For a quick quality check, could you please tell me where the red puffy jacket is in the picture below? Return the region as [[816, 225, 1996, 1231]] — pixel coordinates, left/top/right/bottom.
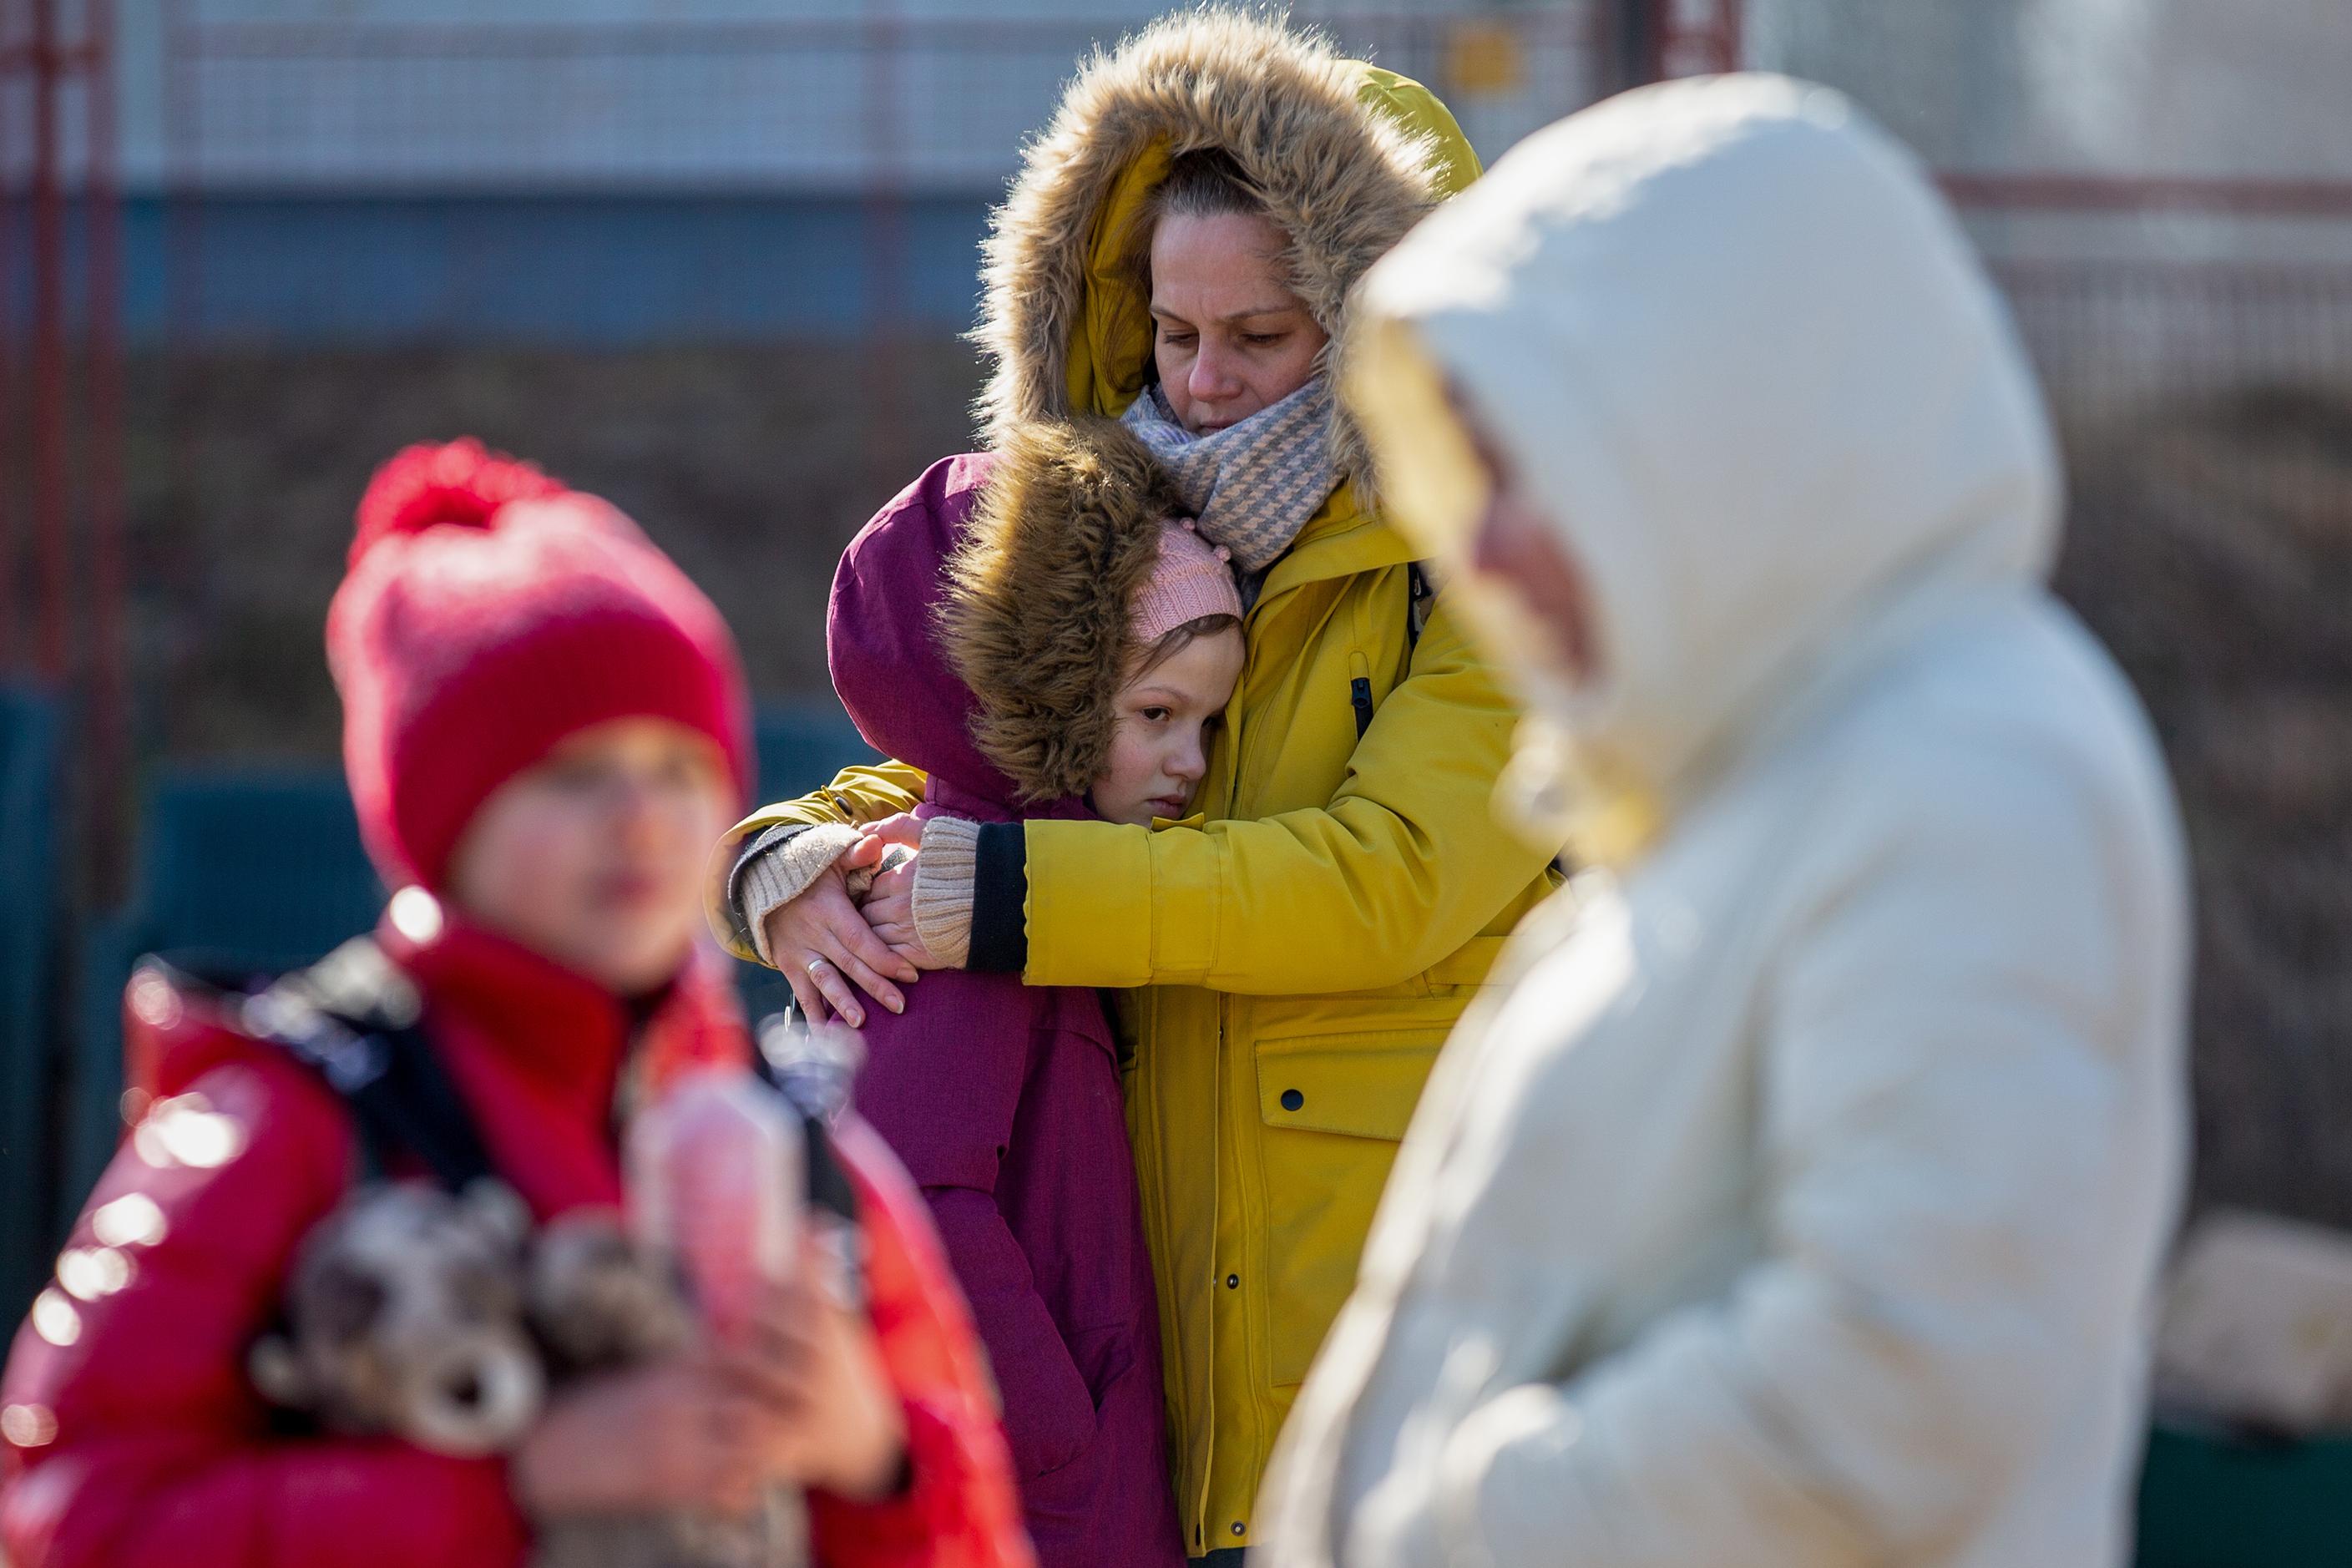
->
[[0, 904, 1034, 1568]]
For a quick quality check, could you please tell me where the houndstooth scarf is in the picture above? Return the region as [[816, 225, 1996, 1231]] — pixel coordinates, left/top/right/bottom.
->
[[1120, 377, 1337, 573]]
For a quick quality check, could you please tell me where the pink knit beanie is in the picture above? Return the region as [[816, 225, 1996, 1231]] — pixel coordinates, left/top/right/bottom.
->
[[1130, 518, 1244, 648]]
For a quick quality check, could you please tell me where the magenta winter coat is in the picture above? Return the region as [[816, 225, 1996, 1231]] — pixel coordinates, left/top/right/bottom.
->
[[827, 453, 1184, 1568]]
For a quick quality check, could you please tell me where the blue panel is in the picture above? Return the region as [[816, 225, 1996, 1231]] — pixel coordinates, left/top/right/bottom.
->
[[134, 769, 388, 974], [118, 194, 995, 345], [0, 687, 63, 1315], [58, 766, 392, 1219], [753, 698, 877, 802]]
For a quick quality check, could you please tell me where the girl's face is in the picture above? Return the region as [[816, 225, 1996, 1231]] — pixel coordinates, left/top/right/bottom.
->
[[1090, 626, 1247, 826], [1149, 210, 1329, 434], [447, 717, 734, 994]]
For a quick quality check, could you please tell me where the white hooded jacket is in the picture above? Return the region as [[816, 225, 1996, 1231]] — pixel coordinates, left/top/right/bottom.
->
[[1257, 76, 2190, 1568]]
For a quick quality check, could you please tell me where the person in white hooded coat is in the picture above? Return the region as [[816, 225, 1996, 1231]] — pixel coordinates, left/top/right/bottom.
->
[[1256, 74, 2191, 1568]]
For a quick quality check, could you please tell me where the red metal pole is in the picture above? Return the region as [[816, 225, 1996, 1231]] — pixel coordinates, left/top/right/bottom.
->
[[1646, 0, 1742, 80], [1718, 0, 1743, 73], [28, 0, 67, 680], [163, 0, 201, 524], [85, 0, 128, 901], [861, 0, 908, 500]]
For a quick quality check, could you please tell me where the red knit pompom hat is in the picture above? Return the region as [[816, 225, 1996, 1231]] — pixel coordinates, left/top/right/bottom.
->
[[327, 439, 752, 891]]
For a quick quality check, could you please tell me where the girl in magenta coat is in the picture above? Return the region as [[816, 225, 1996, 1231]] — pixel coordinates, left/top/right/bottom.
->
[[726, 420, 1242, 1566]]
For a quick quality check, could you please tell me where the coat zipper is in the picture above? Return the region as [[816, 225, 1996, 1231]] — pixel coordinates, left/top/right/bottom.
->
[[1349, 622, 1376, 741]]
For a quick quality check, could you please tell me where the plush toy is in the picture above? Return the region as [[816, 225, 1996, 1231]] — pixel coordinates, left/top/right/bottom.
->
[[528, 1208, 695, 1378], [249, 1179, 542, 1458], [255, 1166, 809, 1565]]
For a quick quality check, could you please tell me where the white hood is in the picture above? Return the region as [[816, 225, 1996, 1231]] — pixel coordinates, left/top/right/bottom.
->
[[1350, 74, 2061, 846]]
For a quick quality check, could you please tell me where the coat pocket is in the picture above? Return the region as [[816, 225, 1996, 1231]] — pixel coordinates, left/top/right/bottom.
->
[[991, 1297, 1104, 1481], [1252, 1029, 1447, 1386]]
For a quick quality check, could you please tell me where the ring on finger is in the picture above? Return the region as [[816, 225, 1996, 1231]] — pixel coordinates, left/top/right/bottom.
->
[[807, 956, 834, 979]]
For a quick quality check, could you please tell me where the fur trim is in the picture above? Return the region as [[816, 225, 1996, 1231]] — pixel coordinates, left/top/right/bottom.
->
[[974, 8, 1449, 496], [939, 420, 1190, 803]]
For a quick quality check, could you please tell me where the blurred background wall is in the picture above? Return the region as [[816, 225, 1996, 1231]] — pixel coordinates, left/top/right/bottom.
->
[[1, 0, 2349, 1348]]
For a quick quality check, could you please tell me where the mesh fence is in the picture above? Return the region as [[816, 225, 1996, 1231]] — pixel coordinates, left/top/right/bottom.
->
[[164, 9, 1610, 194]]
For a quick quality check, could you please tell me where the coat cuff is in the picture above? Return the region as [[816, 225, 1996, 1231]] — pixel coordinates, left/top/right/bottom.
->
[[910, 817, 979, 969], [735, 822, 860, 967], [967, 822, 1029, 974]]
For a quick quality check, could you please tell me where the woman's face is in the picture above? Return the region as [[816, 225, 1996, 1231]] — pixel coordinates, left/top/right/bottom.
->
[[447, 717, 733, 994], [1455, 397, 1600, 685], [1091, 626, 1247, 826], [1149, 210, 1328, 433]]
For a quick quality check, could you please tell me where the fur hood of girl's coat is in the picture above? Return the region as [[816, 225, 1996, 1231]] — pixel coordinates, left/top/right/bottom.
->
[[938, 418, 1190, 806], [973, 8, 1474, 498]]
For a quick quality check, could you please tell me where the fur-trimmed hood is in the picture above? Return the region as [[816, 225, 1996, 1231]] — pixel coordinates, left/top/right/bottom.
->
[[974, 8, 1479, 497], [938, 420, 1191, 805]]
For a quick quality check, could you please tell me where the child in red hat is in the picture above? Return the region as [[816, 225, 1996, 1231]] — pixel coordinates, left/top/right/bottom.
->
[[1, 441, 1033, 1568]]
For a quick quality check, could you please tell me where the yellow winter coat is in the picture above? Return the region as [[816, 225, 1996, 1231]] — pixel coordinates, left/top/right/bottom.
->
[[711, 13, 1557, 1551]]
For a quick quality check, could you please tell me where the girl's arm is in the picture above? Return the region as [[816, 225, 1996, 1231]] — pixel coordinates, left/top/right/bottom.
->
[[706, 761, 930, 962], [706, 762, 932, 1024], [1, 1062, 528, 1568]]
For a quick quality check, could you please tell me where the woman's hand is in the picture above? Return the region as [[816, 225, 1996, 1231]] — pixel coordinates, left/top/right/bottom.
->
[[761, 835, 917, 1028], [729, 1233, 910, 1502], [511, 1356, 772, 1520], [856, 816, 953, 972]]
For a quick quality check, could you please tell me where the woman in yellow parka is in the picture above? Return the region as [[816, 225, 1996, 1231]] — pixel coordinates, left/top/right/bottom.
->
[[706, 11, 1558, 1556]]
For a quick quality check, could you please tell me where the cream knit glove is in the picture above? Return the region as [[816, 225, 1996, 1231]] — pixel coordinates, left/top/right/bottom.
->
[[909, 817, 980, 970], [740, 822, 861, 967]]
